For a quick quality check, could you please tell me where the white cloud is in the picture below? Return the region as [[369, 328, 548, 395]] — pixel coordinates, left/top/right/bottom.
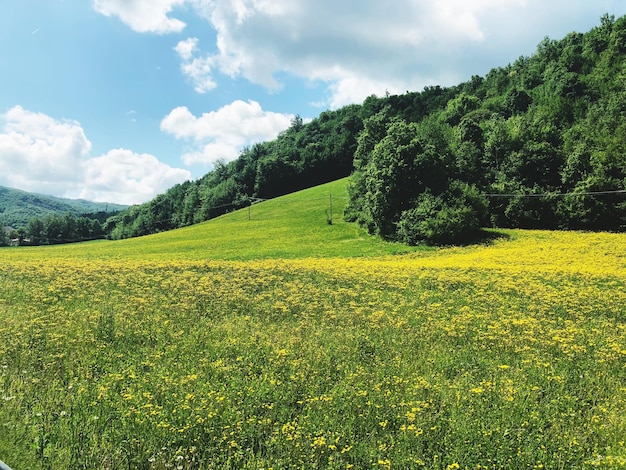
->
[[0, 106, 191, 205], [181, 56, 218, 93], [81, 149, 192, 205], [324, 75, 408, 111], [94, 0, 624, 109], [0, 106, 91, 193], [174, 37, 199, 60], [169, 0, 532, 106], [175, 38, 218, 93], [92, 0, 186, 34], [160, 100, 292, 164]]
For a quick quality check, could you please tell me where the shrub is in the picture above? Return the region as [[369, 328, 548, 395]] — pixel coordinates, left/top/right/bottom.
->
[[397, 182, 487, 245]]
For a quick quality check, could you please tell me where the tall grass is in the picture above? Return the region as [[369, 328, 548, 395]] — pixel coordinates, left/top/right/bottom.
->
[[0, 179, 624, 469]]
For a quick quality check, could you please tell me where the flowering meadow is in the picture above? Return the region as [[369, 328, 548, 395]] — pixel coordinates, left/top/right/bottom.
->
[[0, 184, 625, 469]]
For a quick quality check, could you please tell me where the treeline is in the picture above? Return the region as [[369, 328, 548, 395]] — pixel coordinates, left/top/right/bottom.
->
[[1, 212, 108, 246], [346, 14, 626, 244], [25, 14, 626, 244]]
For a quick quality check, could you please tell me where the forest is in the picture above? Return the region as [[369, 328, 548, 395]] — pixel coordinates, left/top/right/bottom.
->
[[1, 212, 107, 246], [345, 14, 626, 243], [10, 14, 626, 245], [0, 186, 123, 246]]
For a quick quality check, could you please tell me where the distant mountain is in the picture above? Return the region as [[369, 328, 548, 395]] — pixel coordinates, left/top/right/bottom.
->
[[0, 186, 127, 229]]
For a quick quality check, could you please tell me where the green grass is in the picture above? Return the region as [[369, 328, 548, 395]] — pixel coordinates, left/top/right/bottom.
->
[[3, 179, 420, 262], [0, 178, 625, 469]]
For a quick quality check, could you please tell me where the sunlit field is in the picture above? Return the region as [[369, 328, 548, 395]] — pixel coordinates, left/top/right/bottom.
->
[[1, 181, 625, 469]]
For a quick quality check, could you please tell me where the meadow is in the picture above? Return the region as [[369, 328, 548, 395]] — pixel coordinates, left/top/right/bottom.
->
[[0, 179, 624, 469]]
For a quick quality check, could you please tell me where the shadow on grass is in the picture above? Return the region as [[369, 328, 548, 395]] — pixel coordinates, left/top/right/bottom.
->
[[466, 229, 510, 245], [431, 229, 511, 248]]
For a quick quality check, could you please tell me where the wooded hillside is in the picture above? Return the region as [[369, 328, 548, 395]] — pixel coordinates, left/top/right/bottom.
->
[[0, 186, 125, 229], [0, 187, 125, 246], [346, 13, 626, 243], [24, 14, 626, 244]]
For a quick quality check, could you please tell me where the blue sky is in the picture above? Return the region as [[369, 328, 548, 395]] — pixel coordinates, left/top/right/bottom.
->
[[1, 0, 626, 204]]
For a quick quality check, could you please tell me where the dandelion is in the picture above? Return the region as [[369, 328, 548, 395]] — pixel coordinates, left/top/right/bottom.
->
[[311, 436, 326, 448]]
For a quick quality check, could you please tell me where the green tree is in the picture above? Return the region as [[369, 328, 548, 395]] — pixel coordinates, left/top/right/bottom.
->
[[397, 182, 488, 245], [360, 119, 449, 238], [345, 109, 396, 226], [0, 227, 8, 246], [27, 218, 45, 245], [443, 92, 481, 125]]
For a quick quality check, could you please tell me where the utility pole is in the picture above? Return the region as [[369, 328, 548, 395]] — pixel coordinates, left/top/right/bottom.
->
[[328, 194, 333, 225]]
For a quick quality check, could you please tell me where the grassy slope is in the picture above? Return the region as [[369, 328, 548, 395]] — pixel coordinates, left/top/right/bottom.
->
[[2, 178, 421, 261]]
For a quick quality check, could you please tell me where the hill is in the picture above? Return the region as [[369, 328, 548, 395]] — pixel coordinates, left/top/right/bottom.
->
[[4, 179, 421, 260], [0, 185, 127, 229], [99, 14, 626, 243]]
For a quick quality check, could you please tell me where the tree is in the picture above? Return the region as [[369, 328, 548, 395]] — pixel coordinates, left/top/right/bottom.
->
[[503, 88, 532, 117], [362, 121, 423, 236], [397, 182, 488, 245], [27, 218, 45, 245], [359, 119, 450, 238], [254, 155, 300, 199], [443, 92, 481, 125], [0, 227, 8, 246], [290, 114, 304, 132], [181, 185, 201, 226]]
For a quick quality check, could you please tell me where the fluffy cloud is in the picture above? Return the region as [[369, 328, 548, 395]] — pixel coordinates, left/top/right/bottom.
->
[[174, 38, 218, 93], [92, 0, 186, 34], [80, 149, 192, 205], [174, 37, 199, 61], [160, 100, 292, 164], [0, 106, 91, 194], [180, 0, 529, 106], [91, 0, 620, 108], [0, 106, 191, 205]]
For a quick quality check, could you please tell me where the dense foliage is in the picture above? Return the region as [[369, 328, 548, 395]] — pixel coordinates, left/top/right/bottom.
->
[[1, 212, 107, 246], [45, 14, 626, 243], [347, 14, 626, 243]]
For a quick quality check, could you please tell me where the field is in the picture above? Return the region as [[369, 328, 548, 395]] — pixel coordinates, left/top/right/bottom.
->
[[0, 179, 625, 469]]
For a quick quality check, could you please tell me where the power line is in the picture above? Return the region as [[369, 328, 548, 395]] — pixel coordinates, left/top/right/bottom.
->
[[111, 193, 345, 228], [484, 189, 626, 198], [113, 189, 625, 228]]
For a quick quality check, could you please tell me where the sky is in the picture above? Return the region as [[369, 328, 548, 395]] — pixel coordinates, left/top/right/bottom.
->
[[1, 1, 626, 205]]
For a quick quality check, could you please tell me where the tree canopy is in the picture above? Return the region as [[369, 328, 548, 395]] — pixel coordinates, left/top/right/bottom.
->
[[346, 14, 626, 243]]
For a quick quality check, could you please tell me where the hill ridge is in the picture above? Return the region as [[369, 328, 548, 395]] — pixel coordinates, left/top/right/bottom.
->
[[0, 185, 127, 229]]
